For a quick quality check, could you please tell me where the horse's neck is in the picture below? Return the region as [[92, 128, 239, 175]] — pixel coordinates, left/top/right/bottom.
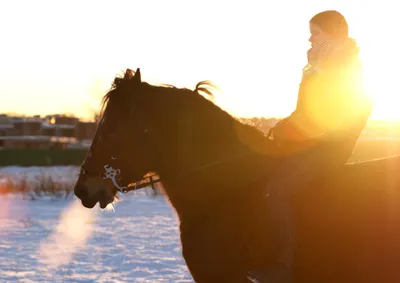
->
[[156, 112, 275, 217], [174, 111, 252, 169]]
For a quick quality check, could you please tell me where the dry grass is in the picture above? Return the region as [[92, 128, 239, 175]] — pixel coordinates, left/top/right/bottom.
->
[[0, 172, 74, 200], [0, 170, 162, 200]]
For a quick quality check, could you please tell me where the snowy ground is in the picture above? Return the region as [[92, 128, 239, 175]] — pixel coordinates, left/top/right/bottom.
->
[[0, 166, 193, 283]]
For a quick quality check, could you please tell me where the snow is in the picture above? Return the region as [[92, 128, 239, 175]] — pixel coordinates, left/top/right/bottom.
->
[[0, 166, 193, 282]]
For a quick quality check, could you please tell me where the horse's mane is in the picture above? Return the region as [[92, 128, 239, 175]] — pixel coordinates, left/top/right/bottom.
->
[[99, 70, 268, 144]]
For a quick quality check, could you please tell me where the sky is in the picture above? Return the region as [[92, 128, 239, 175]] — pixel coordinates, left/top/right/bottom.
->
[[1, 0, 399, 121]]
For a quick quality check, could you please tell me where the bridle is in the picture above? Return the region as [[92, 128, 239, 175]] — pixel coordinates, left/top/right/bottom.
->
[[78, 87, 160, 193], [79, 149, 256, 194], [79, 157, 159, 194], [79, 119, 158, 194]]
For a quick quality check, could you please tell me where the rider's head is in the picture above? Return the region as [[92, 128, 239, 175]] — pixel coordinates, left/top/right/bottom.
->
[[309, 10, 349, 46]]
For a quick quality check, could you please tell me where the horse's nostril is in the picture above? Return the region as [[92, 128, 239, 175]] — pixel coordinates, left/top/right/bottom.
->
[[74, 185, 88, 200]]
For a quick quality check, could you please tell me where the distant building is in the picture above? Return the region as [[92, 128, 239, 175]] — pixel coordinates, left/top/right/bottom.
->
[[0, 115, 18, 136], [0, 114, 96, 149], [45, 115, 79, 126], [13, 120, 42, 136], [0, 124, 13, 136], [41, 123, 76, 137]]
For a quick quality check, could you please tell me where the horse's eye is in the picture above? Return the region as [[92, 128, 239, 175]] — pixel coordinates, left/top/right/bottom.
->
[[104, 128, 118, 137]]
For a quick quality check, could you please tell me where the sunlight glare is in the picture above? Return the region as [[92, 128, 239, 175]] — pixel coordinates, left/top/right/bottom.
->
[[1, 0, 400, 121]]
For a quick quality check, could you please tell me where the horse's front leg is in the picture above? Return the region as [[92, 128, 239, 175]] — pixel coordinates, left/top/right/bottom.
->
[[181, 233, 252, 282]]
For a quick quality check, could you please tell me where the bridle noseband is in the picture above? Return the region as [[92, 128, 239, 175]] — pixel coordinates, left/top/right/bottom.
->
[[79, 154, 161, 194]]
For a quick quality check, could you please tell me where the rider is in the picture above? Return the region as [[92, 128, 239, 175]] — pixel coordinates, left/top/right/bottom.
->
[[248, 10, 373, 283]]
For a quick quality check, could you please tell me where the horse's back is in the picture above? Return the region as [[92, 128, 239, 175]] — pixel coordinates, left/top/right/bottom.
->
[[291, 154, 400, 282], [334, 154, 400, 191]]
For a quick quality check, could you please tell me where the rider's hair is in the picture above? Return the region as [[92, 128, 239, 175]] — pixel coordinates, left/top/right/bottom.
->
[[310, 10, 349, 39]]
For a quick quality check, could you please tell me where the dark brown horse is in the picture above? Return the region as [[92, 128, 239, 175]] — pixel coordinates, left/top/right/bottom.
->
[[74, 68, 400, 283]]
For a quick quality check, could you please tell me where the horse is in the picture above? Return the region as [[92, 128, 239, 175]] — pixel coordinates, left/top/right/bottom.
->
[[74, 68, 400, 283]]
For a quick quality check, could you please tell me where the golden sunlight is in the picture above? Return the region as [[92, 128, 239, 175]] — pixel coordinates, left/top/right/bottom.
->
[[347, 2, 400, 121], [1, 1, 400, 122], [361, 53, 400, 120]]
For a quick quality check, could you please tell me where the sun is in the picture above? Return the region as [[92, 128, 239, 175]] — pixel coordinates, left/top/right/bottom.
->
[[362, 59, 400, 121], [355, 14, 400, 121]]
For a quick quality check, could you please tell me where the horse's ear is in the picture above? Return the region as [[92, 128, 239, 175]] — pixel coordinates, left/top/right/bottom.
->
[[124, 69, 134, 80], [133, 68, 141, 83]]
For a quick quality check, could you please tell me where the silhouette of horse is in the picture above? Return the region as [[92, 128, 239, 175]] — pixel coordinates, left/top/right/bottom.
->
[[74, 68, 400, 283]]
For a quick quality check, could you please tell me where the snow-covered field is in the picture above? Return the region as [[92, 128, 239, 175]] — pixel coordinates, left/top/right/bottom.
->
[[0, 166, 193, 282]]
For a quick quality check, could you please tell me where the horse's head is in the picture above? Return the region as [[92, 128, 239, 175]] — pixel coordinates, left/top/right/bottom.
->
[[74, 67, 273, 210], [74, 68, 157, 209]]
